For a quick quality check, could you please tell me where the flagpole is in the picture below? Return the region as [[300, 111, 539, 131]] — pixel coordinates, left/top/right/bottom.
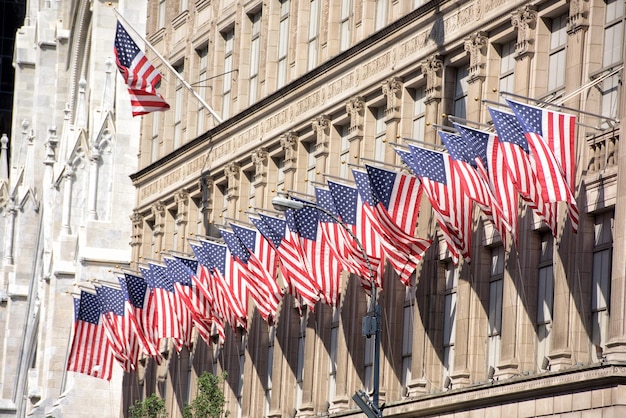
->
[[113, 8, 223, 124]]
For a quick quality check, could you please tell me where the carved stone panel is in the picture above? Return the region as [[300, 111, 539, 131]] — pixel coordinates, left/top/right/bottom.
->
[[421, 55, 443, 104], [511, 5, 537, 60], [464, 31, 488, 83]]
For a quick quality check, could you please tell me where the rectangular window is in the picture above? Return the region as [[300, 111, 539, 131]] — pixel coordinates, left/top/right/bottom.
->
[[375, 0, 387, 31], [453, 66, 469, 120], [273, 155, 285, 193], [306, 141, 317, 195], [548, 14, 567, 92], [592, 211, 613, 360], [222, 30, 234, 119], [443, 263, 458, 381], [196, 45, 209, 136], [499, 41, 516, 101], [249, 11, 262, 106], [158, 0, 166, 28], [339, 125, 350, 179], [374, 107, 386, 160], [246, 170, 255, 211], [537, 233, 554, 369], [401, 287, 415, 392], [277, 0, 290, 87], [174, 63, 184, 148], [340, 0, 352, 51], [600, 0, 624, 126], [307, 0, 320, 71], [487, 246, 504, 371], [412, 86, 426, 139]]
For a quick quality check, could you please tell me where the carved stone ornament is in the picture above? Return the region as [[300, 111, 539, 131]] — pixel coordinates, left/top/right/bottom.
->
[[568, 0, 589, 34], [421, 55, 443, 103], [174, 190, 189, 226], [251, 147, 268, 181], [345, 97, 365, 134], [511, 5, 538, 59], [151, 201, 166, 236], [280, 132, 298, 165], [311, 115, 331, 157], [381, 77, 403, 118], [464, 31, 488, 83], [225, 162, 241, 197], [44, 126, 58, 166], [130, 210, 143, 246], [198, 176, 213, 214]]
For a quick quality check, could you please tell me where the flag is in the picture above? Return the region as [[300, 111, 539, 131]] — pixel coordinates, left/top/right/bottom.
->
[[251, 214, 320, 309], [315, 186, 383, 292], [114, 20, 170, 116], [286, 199, 342, 307], [438, 131, 511, 245], [488, 107, 557, 235], [506, 99, 579, 232], [454, 124, 519, 240], [97, 285, 140, 372], [140, 263, 184, 344], [364, 164, 432, 284], [67, 291, 115, 380], [118, 273, 163, 361], [352, 169, 426, 280]]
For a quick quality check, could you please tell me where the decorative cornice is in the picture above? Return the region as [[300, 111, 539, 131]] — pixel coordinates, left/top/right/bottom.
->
[[251, 148, 268, 183], [421, 55, 443, 103], [511, 5, 537, 60], [311, 115, 331, 157], [345, 97, 365, 135], [174, 190, 189, 226], [381, 77, 403, 118], [280, 131, 298, 166]]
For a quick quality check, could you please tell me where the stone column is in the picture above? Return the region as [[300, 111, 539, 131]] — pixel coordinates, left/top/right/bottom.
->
[[42, 127, 57, 280], [421, 55, 443, 144], [251, 147, 268, 208], [60, 164, 74, 235], [382, 77, 403, 163], [225, 162, 241, 220], [280, 131, 298, 193], [87, 148, 101, 221], [3, 198, 16, 266], [345, 97, 364, 172], [464, 31, 488, 122], [174, 190, 189, 252], [311, 115, 331, 186]]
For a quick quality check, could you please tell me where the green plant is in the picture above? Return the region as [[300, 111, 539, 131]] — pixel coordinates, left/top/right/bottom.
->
[[128, 393, 167, 418], [183, 371, 229, 418]]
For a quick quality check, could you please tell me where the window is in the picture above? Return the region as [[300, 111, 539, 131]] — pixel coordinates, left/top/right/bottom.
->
[[265, 325, 275, 416], [306, 141, 317, 195], [339, 125, 350, 178], [453, 66, 469, 120], [246, 170, 255, 210], [295, 316, 306, 408], [592, 211, 613, 361], [487, 246, 504, 371], [158, 0, 166, 28], [599, 0, 624, 126], [151, 111, 160, 162], [547, 15, 567, 92], [249, 11, 262, 106], [401, 287, 415, 392], [374, 107, 386, 160], [222, 30, 235, 119], [499, 41, 515, 102], [536, 233, 554, 369], [174, 63, 184, 148], [218, 183, 229, 225], [277, 0, 290, 87], [328, 307, 339, 402], [443, 262, 458, 381], [412, 86, 426, 139], [273, 155, 285, 193], [307, 0, 320, 71], [196, 45, 209, 136], [375, 0, 387, 31], [340, 0, 352, 51]]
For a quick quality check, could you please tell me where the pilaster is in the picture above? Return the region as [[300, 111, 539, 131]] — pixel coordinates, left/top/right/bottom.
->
[[382, 77, 403, 162], [511, 5, 537, 61], [251, 148, 268, 207], [280, 131, 298, 193], [311, 115, 331, 185], [464, 31, 488, 122], [225, 162, 241, 220], [421, 55, 443, 144]]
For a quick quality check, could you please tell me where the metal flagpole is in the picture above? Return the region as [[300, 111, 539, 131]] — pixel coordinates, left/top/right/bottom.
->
[[113, 8, 223, 124]]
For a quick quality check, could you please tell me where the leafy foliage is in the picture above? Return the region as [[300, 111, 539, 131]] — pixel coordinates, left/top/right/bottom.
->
[[182, 371, 229, 418], [128, 393, 167, 418]]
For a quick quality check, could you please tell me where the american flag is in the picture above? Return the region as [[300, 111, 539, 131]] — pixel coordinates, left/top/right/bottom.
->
[[506, 99, 579, 233], [352, 169, 424, 281], [454, 124, 519, 240], [316, 186, 383, 292], [96, 285, 139, 372], [488, 107, 557, 235], [191, 240, 247, 330], [114, 20, 170, 116], [364, 165, 432, 285], [401, 146, 473, 263], [67, 291, 115, 380], [231, 223, 283, 316], [439, 131, 511, 245], [164, 257, 215, 346], [221, 228, 276, 321], [287, 199, 342, 307], [252, 214, 320, 308], [140, 263, 183, 343]]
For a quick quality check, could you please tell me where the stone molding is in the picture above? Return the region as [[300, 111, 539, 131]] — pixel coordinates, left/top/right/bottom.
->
[[421, 55, 443, 104], [511, 5, 537, 60], [464, 31, 488, 83]]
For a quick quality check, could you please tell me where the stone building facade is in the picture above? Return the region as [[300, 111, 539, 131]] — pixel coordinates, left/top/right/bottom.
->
[[0, 0, 147, 417], [126, 0, 626, 417]]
